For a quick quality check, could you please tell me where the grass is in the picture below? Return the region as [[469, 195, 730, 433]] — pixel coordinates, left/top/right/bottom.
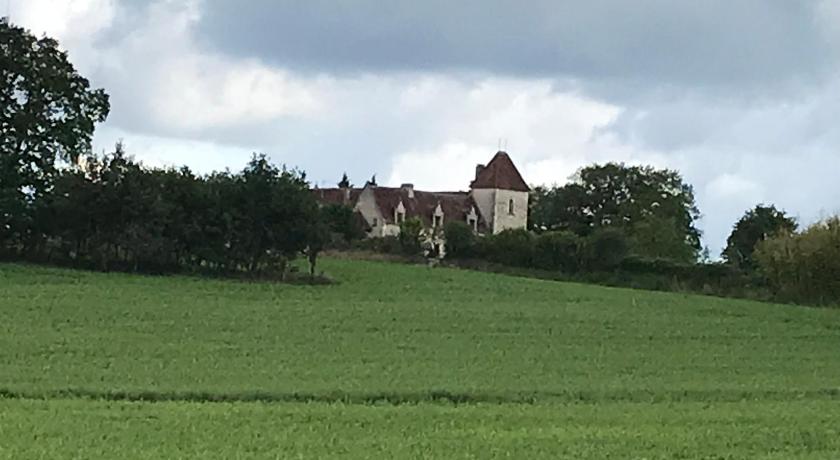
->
[[1, 259, 839, 458], [2, 399, 840, 459]]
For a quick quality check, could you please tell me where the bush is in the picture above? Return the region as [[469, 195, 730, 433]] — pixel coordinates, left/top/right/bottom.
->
[[618, 256, 762, 298], [355, 236, 402, 255], [533, 231, 581, 272], [321, 204, 366, 244], [479, 229, 535, 267], [2, 149, 322, 277], [443, 221, 476, 259], [755, 217, 840, 305], [398, 218, 425, 256], [581, 228, 629, 271]]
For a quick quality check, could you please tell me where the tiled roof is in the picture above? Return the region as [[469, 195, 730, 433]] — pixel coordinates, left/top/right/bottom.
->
[[372, 187, 485, 229], [470, 151, 530, 192], [311, 187, 360, 206]]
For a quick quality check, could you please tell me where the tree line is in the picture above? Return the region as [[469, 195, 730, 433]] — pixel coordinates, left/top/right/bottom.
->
[[441, 169, 837, 306], [3, 18, 839, 304], [2, 143, 350, 278], [1, 19, 359, 279]]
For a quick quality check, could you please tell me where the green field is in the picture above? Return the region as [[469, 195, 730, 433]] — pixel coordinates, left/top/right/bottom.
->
[[1, 259, 839, 458]]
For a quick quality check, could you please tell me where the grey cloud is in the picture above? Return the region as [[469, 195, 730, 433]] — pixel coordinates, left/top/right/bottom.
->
[[195, 0, 832, 93]]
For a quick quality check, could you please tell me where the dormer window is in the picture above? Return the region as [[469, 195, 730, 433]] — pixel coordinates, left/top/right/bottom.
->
[[432, 203, 444, 228], [372, 218, 379, 227], [466, 206, 479, 232], [395, 201, 406, 224], [508, 199, 515, 215]]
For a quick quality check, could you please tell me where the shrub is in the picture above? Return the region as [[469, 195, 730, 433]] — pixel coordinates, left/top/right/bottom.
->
[[321, 204, 366, 244], [355, 236, 401, 254], [443, 221, 476, 259], [533, 231, 581, 272], [755, 217, 840, 305], [581, 228, 629, 271], [398, 218, 425, 256], [480, 229, 535, 267]]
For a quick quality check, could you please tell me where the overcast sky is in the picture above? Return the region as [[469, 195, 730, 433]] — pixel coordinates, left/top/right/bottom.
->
[[10, 0, 840, 254]]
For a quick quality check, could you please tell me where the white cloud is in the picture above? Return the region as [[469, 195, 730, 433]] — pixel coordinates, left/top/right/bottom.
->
[[95, 0, 324, 135], [93, 126, 254, 174], [386, 79, 625, 189], [11, 0, 117, 73], [12, 0, 116, 42]]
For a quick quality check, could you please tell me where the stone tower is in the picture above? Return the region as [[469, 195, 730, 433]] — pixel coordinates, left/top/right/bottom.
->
[[469, 151, 530, 234]]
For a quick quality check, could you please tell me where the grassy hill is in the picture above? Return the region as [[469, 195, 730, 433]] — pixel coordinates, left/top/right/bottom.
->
[[1, 259, 839, 458]]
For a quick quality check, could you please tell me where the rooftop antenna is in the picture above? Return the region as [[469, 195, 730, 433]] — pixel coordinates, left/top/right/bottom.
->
[[503, 138, 508, 151], [497, 138, 502, 151]]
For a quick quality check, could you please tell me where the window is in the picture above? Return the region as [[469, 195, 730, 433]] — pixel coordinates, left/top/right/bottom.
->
[[433, 215, 443, 227], [397, 212, 405, 223], [372, 218, 379, 227], [508, 199, 515, 215]]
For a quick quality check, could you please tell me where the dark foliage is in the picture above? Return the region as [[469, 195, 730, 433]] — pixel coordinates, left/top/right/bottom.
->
[[755, 217, 840, 305], [724, 204, 797, 270], [478, 229, 535, 267], [443, 221, 476, 258], [2, 144, 323, 277], [321, 204, 366, 244], [398, 217, 425, 256], [580, 227, 629, 271], [533, 231, 581, 272], [338, 172, 351, 188], [530, 163, 701, 263], [1, 19, 110, 251]]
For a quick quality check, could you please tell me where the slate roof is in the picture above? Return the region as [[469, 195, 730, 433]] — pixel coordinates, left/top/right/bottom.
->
[[470, 151, 530, 192]]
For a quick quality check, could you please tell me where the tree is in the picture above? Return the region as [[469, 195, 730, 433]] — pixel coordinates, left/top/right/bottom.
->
[[338, 173, 351, 188], [237, 154, 318, 274], [398, 217, 424, 256], [581, 227, 629, 271], [533, 231, 581, 272], [481, 229, 535, 267], [443, 221, 476, 259], [723, 204, 797, 270], [529, 184, 592, 235], [321, 204, 366, 243], [306, 208, 332, 278], [530, 163, 701, 261], [1, 19, 110, 249], [629, 214, 697, 263], [755, 217, 840, 305]]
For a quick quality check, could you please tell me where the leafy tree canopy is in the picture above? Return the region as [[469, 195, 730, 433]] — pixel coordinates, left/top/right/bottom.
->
[[530, 163, 702, 262], [1, 19, 110, 186], [1, 19, 109, 245], [724, 204, 797, 270]]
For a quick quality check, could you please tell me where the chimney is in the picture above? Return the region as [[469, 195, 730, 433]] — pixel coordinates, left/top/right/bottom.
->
[[401, 183, 415, 199], [475, 164, 485, 181]]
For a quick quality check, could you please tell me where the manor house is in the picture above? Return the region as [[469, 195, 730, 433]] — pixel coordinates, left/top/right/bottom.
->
[[313, 151, 529, 252]]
